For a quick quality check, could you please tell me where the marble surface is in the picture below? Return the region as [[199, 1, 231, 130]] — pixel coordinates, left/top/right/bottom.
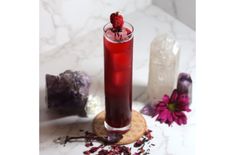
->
[[152, 0, 195, 30], [40, 5, 196, 155], [40, 0, 151, 53]]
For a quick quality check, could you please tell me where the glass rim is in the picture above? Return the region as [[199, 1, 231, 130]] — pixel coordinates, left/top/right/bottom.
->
[[103, 21, 134, 43]]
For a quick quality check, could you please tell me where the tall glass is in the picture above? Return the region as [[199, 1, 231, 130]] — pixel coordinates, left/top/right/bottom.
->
[[103, 22, 134, 132]]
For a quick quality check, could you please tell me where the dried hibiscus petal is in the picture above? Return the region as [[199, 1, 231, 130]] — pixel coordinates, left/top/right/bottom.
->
[[97, 149, 109, 155], [134, 140, 143, 147], [144, 129, 153, 140], [85, 142, 93, 147], [83, 150, 90, 155], [55, 129, 155, 155], [89, 146, 100, 153]]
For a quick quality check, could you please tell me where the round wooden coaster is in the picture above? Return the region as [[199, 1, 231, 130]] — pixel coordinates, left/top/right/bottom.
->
[[92, 110, 147, 145]]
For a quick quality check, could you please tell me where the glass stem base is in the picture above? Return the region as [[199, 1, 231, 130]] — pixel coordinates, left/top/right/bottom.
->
[[104, 121, 131, 133]]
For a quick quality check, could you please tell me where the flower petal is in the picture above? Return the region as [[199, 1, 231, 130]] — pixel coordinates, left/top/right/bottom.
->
[[154, 89, 190, 126], [156, 109, 170, 124], [174, 112, 187, 125], [182, 116, 187, 124], [155, 101, 168, 114], [167, 112, 174, 124], [176, 104, 191, 112], [170, 89, 179, 103], [172, 112, 177, 120], [162, 95, 170, 104], [178, 94, 190, 105], [176, 94, 191, 112], [157, 101, 167, 107]]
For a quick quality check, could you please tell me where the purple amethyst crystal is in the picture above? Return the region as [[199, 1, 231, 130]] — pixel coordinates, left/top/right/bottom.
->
[[140, 103, 156, 117], [46, 70, 91, 116], [177, 73, 192, 104]]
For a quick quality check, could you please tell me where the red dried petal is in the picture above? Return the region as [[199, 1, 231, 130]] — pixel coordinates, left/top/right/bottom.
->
[[83, 150, 90, 155], [134, 140, 143, 147], [98, 149, 109, 155], [89, 147, 99, 153], [85, 142, 93, 147]]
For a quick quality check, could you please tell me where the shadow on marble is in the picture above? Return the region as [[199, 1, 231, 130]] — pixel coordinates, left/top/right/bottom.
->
[[40, 88, 89, 123], [40, 118, 94, 143]]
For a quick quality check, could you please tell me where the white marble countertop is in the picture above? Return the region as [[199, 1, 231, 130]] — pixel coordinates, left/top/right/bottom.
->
[[40, 5, 195, 155]]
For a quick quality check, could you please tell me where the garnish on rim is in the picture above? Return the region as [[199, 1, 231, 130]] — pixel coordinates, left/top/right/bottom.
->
[[110, 12, 124, 31]]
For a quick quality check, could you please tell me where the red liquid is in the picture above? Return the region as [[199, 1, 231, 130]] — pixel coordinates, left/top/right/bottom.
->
[[104, 27, 133, 129]]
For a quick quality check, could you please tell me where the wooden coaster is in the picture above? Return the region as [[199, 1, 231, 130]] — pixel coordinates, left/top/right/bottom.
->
[[92, 110, 147, 145]]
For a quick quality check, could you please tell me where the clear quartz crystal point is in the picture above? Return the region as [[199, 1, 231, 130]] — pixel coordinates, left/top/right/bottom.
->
[[147, 34, 180, 102]]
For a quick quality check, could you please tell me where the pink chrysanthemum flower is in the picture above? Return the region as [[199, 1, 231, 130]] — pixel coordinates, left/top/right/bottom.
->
[[154, 89, 191, 126]]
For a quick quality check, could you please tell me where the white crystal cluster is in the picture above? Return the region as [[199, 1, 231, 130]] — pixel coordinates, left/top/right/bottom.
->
[[147, 34, 180, 102], [85, 95, 102, 116]]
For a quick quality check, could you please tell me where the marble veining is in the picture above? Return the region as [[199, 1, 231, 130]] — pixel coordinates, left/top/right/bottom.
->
[[40, 4, 195, 155], [152, 0, 195, 30], [40, 0, 151, 53]]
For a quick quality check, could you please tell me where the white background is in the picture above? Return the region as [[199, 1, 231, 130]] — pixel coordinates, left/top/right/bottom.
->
[[0, 0, 235, 155]]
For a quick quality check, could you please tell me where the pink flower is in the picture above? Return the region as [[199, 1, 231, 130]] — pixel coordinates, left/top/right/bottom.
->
[[154, 89, 191, 126]]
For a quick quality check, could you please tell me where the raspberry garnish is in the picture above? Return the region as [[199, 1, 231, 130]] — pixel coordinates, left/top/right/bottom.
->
[[110, 12, 124, 31]]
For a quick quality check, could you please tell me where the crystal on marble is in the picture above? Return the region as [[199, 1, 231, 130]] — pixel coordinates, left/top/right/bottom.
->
[[46, 70, 91, 117], [177, 73, 192, 104], [147, 34, 180, 101], [140, 103, 156, 117], [85, 95, 102, 116]]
